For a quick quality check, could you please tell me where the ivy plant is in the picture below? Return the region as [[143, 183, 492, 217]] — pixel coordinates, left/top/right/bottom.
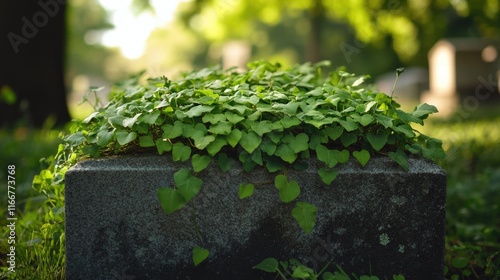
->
[[254, 257, 406, 280], [34, 60, 445, 266]]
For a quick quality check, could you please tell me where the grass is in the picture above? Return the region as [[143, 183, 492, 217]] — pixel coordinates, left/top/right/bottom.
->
[[1, 108, 499, 279], [421, 111, 500, 279], [0, 126, 65, 279]]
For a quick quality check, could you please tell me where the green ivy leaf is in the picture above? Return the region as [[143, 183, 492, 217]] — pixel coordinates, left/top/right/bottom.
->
[[359, 114, 375, 126], [172, 142, 191, 162], [275, 175, 300, 203], [238, 183, 255, 199], [316, 145, 338, 168], [393, 124, 415, 138], [226, 129, 243, 147], [135, 122, 149, 134], [138, 111, 160, 124], [157, 187, 186, 214], [162, 121, 183, 139], [174, 169, 203, 202], [82, 111, 99, 123], [208, 121, 232, 135], [340, 131, 358, 147], [360, 276, 380, 280], [332, 149, 349, 163], [422, 138, 446, 162], [155, 139, 172, 155], [185, 105, 214, 118], [108, 116, 125, 127], [116, 130, 137, 145], [251, 148, 263, 165], [192, 246, 209, 266], [260, 139, 277, 156], [375, 114, 393, 128], [280, 115, 301, 128], [202, 113, 226, 124], [206, 136, 227, 156], [367, 132, 388, 151], [291, 265, 314, 278], [254, 258, 279, 273], [274, 144, 298, 164], [405, 143, 421, 154], [337, 118, 358, 131], [388, 148, 409, 171], [289, 133, 309, 153], [353, 150, 370, 167], [251, 120, 273, 136], [292, 202, 317, 234], [122, 113, 142, 128], [265, 156, 285, 172], [395, 109, 423, 124], [239, 131, 262, 154], [451, 256, 469, 269], [225, 111, 245, 123], [139, 135, 155, 147], [322, 272, 337, 280], [318, 168, 339, 185], [191, 154, 211, 172], [96, 129, 114, 146], [412, 103, 438, 118], [324, 126, 343, 140], [308, 133, 328, 150], [193, 134, 216, 150], [273, 101, 300, 115], [364, 100, 378, 112], [66, 132, 86, 146], [217, 153, 235, 172]]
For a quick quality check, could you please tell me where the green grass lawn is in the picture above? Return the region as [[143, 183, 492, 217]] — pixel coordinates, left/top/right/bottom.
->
[[1, 108, 499, 279], [422, 112, 500, 279]]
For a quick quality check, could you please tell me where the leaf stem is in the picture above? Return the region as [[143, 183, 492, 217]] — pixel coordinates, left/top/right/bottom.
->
[[191, 206, 205, 245], [390, 67, 405, 102]]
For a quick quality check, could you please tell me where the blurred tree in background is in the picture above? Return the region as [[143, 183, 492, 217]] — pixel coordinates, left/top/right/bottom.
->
[[0, 0, 115, 127], [177, 0, 500, 74], [0, 1, 69, 127], [66, 0, 114, 80]]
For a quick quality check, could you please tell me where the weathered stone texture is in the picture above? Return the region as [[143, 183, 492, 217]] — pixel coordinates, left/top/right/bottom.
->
[[65, 155, 446, 279]]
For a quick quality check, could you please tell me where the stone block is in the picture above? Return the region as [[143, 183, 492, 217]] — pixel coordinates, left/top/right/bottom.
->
[[65, 155, 446, 279]]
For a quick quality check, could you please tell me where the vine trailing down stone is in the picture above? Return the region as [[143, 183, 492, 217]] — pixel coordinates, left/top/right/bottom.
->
[[33, 60, 445, 266]]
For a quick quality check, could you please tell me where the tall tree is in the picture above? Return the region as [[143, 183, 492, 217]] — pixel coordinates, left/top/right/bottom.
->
[[0, 0, 70, 127]]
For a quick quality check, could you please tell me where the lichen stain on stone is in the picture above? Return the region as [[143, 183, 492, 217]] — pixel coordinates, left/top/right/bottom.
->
[[379, 233, 390, 246], [353, 238, 364, 248], [398, 244, 405, 253], [334, 228, 346, 235], [390, 195, 407, 206]]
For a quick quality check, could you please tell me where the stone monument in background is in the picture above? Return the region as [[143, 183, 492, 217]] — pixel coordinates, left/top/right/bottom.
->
[[421, 38, 500, 116]]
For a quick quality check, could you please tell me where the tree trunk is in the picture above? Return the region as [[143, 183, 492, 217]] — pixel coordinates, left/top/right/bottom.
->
[[0, 0, 70, 127], [306, 0, 324, 62]]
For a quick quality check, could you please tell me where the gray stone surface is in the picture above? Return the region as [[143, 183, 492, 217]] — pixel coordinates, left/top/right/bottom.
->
[[65, 155, 446, 280]]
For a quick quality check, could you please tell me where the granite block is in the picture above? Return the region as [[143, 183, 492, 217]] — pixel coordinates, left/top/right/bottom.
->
[[65, 155, 446, 279]]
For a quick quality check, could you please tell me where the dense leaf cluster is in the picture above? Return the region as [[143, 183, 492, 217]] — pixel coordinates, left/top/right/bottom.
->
[[70, 61, 442, 173], [34, 61, 444, 265]]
